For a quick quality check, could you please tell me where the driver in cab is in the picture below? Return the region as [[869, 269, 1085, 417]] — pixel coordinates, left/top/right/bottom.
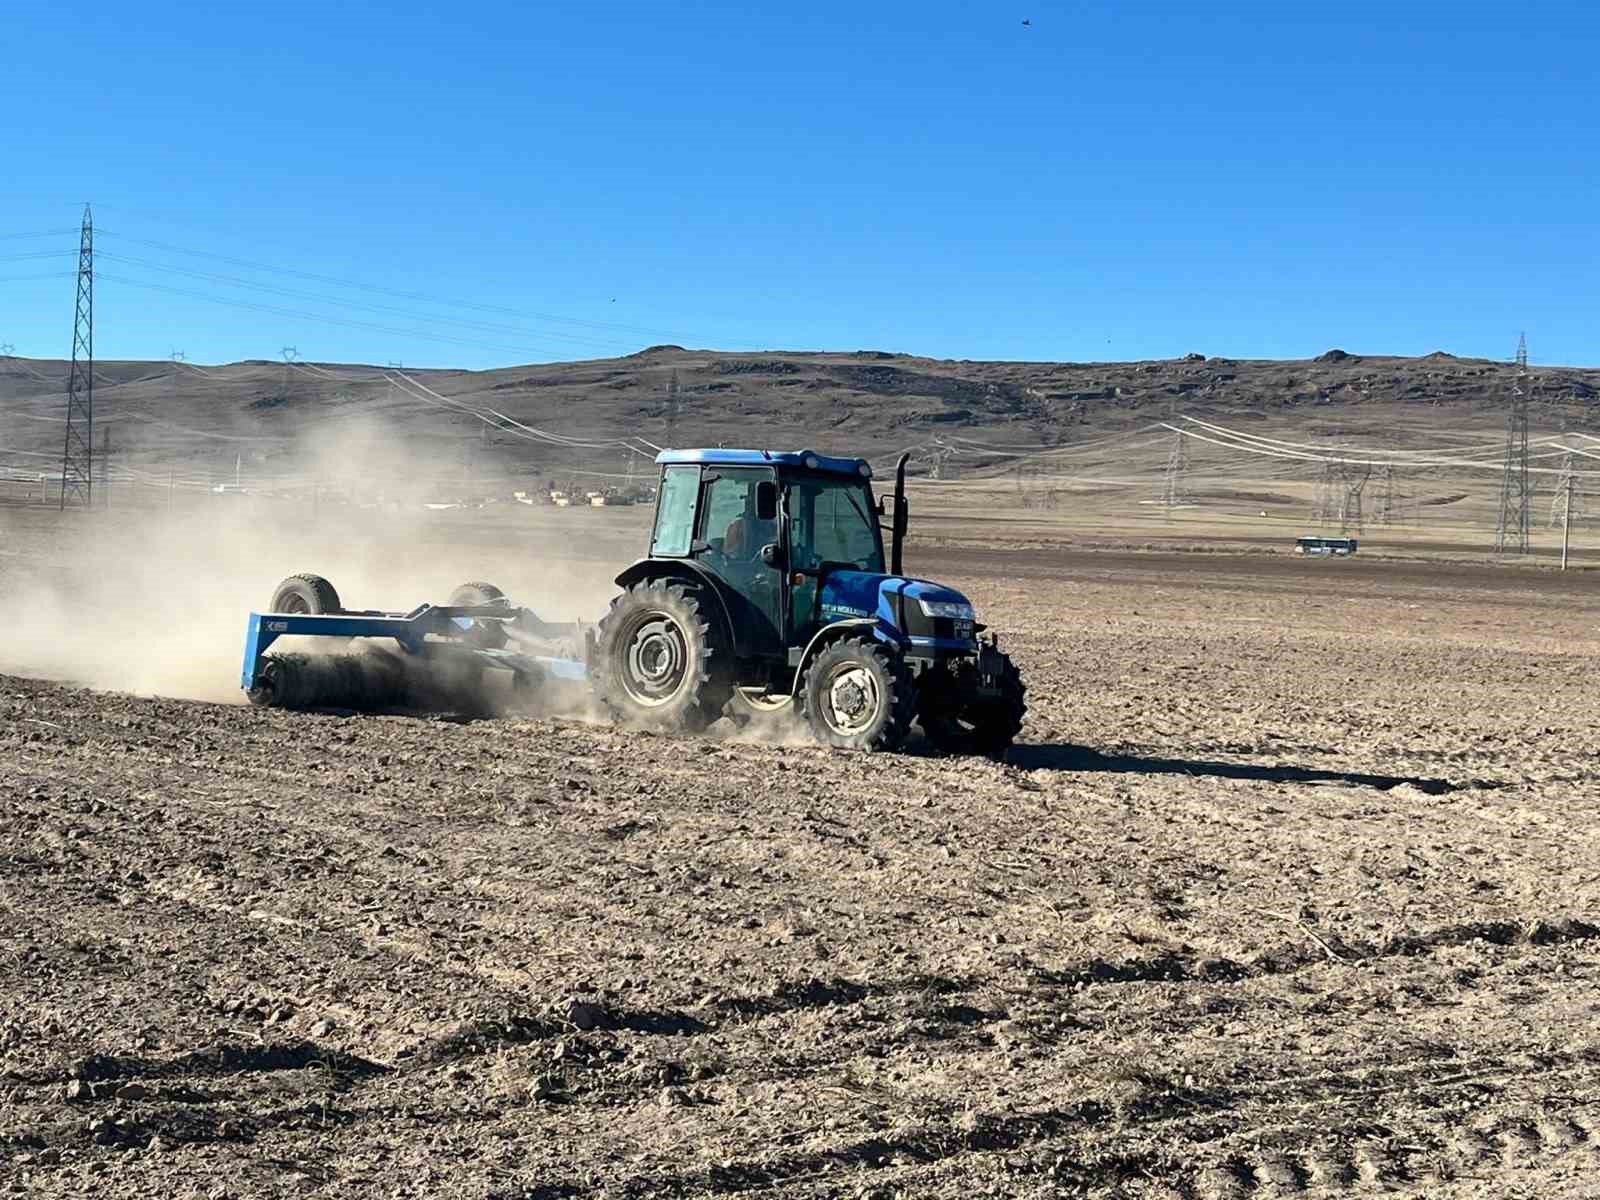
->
[[722, 491, 777, 562]]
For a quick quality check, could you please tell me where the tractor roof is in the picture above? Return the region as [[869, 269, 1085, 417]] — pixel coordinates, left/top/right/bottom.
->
[[654, 448, 873, 479]]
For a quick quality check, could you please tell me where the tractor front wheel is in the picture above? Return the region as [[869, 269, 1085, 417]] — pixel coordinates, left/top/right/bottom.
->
[[596, 579, 732, 732], [919, 653, 1027, 757], [800, 636, 916, 751]]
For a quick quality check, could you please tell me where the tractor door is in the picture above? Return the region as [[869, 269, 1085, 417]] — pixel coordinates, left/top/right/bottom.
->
[[695, 467, 785, 659], [784, 474, 885, 644]]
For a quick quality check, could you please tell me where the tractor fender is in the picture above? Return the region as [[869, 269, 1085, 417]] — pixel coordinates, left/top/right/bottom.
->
[[611, 559, 738, 656], [787, 617, 894, 697]]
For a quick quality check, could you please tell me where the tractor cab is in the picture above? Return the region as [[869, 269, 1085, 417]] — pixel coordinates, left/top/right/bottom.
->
[[645, 450, 890, 663]]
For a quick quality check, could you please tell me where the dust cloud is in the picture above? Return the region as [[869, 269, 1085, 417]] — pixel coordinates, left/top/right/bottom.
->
[[0, 419, 628, 704]]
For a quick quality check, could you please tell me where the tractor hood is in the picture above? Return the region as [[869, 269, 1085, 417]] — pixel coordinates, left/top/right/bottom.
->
[[818, 571, 978, 651]]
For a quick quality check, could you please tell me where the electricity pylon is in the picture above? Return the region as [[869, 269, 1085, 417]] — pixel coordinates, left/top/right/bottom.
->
[[1494, 334, 1532, 555], [59, 204, 94, 509]]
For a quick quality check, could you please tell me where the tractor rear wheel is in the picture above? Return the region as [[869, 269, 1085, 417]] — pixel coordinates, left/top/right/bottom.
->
[[596, 579, 732, 732], [269, 573, 341, 615], [800, 636, 916, 751], [919, 653, 1027, 757]]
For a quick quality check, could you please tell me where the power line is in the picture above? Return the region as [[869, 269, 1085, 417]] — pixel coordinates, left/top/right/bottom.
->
[[1169, 417, 1588, 476], [96, 272, 624, 360], [95, 250, 641, 353], [385, 369, 653, 457], [0, 228, 80, 241], [98, 229, 741, 346]]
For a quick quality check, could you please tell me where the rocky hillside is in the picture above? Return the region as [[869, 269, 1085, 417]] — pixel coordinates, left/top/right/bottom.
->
[[2, 347, 1597, 484]]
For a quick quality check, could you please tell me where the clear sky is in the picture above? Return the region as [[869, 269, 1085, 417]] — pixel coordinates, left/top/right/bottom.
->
[[2, 1, 1596, 368]]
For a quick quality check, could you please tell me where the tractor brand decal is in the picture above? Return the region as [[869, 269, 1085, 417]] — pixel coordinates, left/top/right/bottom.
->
[[821, 603, 870, 619], [267, 621, 289, 632]]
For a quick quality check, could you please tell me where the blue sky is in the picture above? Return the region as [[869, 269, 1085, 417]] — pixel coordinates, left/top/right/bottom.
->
[[2, 1, 1596, 368]]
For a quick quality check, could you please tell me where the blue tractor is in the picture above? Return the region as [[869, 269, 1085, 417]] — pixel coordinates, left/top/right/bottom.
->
[[241, 448, 1026, 754], [597, 449, 1025, 752]]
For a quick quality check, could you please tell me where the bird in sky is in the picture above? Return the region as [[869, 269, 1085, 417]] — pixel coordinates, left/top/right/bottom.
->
[[1022, 18, 1031, 26]]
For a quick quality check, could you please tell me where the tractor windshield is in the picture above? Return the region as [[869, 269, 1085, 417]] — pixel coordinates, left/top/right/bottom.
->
[[786, 474, 884, 573]]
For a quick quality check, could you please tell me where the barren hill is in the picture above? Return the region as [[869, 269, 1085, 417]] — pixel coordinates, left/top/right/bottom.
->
[[3, 348, 1598, 493]]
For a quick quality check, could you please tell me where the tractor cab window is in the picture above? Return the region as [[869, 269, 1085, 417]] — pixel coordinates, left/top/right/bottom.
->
[[787, 475, 883, 573], [700, 467, 777, 562], [651, 465, 700, 557]]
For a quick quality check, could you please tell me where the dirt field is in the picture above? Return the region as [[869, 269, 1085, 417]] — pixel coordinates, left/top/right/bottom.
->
[[4, 540, 1600, 1198]]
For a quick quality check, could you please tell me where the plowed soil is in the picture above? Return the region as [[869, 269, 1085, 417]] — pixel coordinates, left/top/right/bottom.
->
[[4, 547, 1600, 1199]]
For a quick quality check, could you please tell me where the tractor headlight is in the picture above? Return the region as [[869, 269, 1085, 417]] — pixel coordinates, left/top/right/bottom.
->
[[918, 598, 975, 621]]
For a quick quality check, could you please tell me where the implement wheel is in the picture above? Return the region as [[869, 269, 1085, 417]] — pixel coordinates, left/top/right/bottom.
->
[[269, 573, 341, 615], [800, 636, 916, 752], [919, 652, 1027, 758], [449, 581, 507, 608], [596, 579, 732, 732]]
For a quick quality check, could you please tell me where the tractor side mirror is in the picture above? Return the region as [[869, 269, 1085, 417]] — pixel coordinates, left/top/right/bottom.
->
[[755, 480, 778, 522], [759, 542, 785, 570]]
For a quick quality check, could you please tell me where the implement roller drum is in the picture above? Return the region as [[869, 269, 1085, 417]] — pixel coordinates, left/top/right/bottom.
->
[[246, 651, 409, 710]]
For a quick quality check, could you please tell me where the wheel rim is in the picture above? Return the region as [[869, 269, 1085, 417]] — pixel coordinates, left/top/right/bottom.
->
[[821, 663, 882, 735], [276, 593, 311, 614], [621, 611, 691, 706]]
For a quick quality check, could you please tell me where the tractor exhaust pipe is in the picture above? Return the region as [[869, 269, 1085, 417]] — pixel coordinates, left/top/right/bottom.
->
[[892, 452, 909, 577]]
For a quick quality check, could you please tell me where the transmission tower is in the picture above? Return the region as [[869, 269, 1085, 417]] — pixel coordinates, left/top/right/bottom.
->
[[1494, 333, 1532, 554], [922, 437, 959, 480], [1313, 460, 1340, 522], [664, 371, 681, 449], [280, 346, 300, 405], [1160, 428, 1190, 514], [1375, 464, 1396, 525], [98, 424, 111, 509], [58, 204, 94, 509], [1337, 462, 1371, 532], [1551, 448, 1584, 528]]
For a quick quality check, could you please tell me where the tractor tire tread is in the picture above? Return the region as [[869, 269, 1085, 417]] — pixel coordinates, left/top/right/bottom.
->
[[594, 578, 731, 733], [920, 651, 1027, 757], [799, 635, 916, 752]]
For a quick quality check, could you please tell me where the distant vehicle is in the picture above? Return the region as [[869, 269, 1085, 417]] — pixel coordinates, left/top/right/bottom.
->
[[1296, 535, 1358, 556]]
